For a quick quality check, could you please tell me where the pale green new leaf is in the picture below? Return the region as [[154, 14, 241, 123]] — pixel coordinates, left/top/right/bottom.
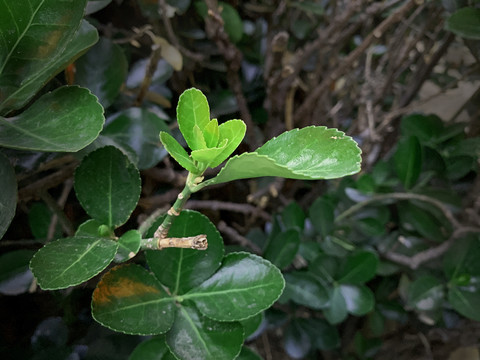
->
[[203, 119, 220, 148], [208, 119, 246, 168], [191, 139, 228, 165], [177, 88, 210, 151], [159, 132, 197, 173]]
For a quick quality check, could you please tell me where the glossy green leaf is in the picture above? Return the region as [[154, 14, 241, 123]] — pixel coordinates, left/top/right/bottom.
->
[[0, 86, 104, 151], [283, 272, 329, 310], [446, 7, 480, 40], [309, 197, 334, 237], [30, 236, 118, 290], [166, 304, 243, 360], [0, 249, 35, 295], [0, 152, 16, 239], [75, 37, 127, 108], [448, 286, 480, 321], [444, 235, 480, 281], [0, 0, 88, 113], [340, 284, 375, 316], [200, 126, 361, 188], [407, 275, 444, 312], [208, 119, 246, 167], [159, 132, 197, 173], [103, 108, 170, 170], [240, 312, 263, 338], [264, 229, 300, 269], [129, 337, 171, 360], [394, 136, 422, 189], [338, 251, 379, 285], [146, 210, 224, 295], [237, 347, 263, 360], [115, 230, 141, 263], [177, 88, 210, 151], [74, 146, 141, 228], [191, 140, 228, 164], [186, 252, 285, 321], [92, 264, 176, 335], [191, 124, 208, 151], [323, 286, 348, 324], [75, 219, 106, 237], [203, 119, 220, 148]]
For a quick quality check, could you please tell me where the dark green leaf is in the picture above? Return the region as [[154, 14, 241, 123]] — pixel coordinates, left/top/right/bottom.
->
[[283, 272, 329, 310], [284, 319, 312, 359], [310, 253, 338, 284], [86, 0, 112, 15], [92, 264, 176, 335], [75, 219, 105, 237], [448, 286, 480, 321], [323, 286, 348, 324], [338, 251, 379, 285], [103, 108, 170, 170], [115, 230, 141, 263], [75, 37, 127, 108], [0, 152, 16, 239], [290, 1, 324, 15], [407, 275, 444, 312], [264, 229, 300, 269], [445, 155, 475, 180], [201, 126, 362, 187], [400, 114, 444, 145], [236, 347, 263, 360], [0, 249, 35, 295], [281, 202, 305, 231], [0, 0, 89, 113], [340, 284, 375, 316], [398, 202, 448, 242], [300, 317, 340, 351], [444, 235, 480, 281], [74, 146, 141, 228], [394, 136, 422, 189], [0, 86, 104, 151], [240, 312, 263, 338], [166, 304, 243, 360], [446, 7, 480, 39], [187, 252, 285, 321], [30, 236, 118, 290], [146, 210, 224, 295], [128, 337, 171, 360], [28, 202, 61, 240]]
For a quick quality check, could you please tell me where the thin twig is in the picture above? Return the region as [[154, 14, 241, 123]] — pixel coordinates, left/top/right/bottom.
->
[[39, 190, 75, 237], [217, 221, 262, 254], [186, 200, 271, 222]]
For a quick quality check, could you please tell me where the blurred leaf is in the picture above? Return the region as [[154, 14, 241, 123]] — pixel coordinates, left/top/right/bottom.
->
[[202, 126, 362, 187], [236, 346, 263, 360], [129, 337, 171, 360], [283, 271, 329, 310], [28, 202, 61, 240], [338, 251, 379, 285], [400, 114, 444, 145], [407, 275, 444, 312], [394, 136, 422, 189], [281, 202, 305, 231], [188, 252, 285, 321], [398, 201, 448, 242], [92, 264, 176, 335], [74, 146, 141, 228], [195, 1, 243, 43], [323, 286, 348, 324], [0, 86, 104, 151], [166, 304, 243, 360], [340, 284, 375, 316], [126, 58, 173, 88], [75, 37, 128, 108], [284, 319, 312, 359], [445, 155, 476, 180], [446, 7, 480, 40], [240, 312, 263, 339], [30, 236, 118, 290], [309, 197, 335, 238], [115, 230, 141, 263], [0, 153, 16, 239], [103, 108, 170, 169], [146, 210, 224, 294], [444, 235, 480, 281], [0, 0, 89, 113], [448, 286, 480, 321], [0, 249, 35, 295], [157, 38, 183, 71], [310, 253, 338, 284], [31, 317, 68, 350], [290, 1, 324, 15], [299, 317, 340, 351], [264, 229, 300, 269], [86, 0, 112, 14]]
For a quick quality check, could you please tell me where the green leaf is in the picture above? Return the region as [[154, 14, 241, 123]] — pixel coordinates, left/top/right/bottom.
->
[[0, 249, 35, 295], [203, 119, 220, 148], [284, 319, 312, 359], [129, 337, 171, 360], [177, 88, 210, 151], [159, 131, 197, 173], [0, 86, 104, 151], [323, 286, 348, 324], [208, 119, 246, 167], [146, 210, 224, 295], [237, 347, 263, 360], [291, 1, 324, 15], [281, 202, 306, 231], [398, 202, 448, 242], [103, 108, 170, 170], [310, 253, 338, 284], [301, 318, 340, 351], [444, 235, 480, 281], [74, 146, 141, 228], [92, 264, 176, 335], [240, 312, 263, 338], [115, 230, 141, 263], [75, 219, 106, 237], [187, 252, 285, 321], [75, 37, 128, 108], [166, 304, 244, 360], [338, 251, 379, 285], [28, 202, 62, 239], [191, 124, 208, 151], [394, 136, 422, 189], [191, 139, 228, 164], [446, 7, 480, 40], [400, 114, 444, 145], [0, 152, 16, 239], [309, 197, 334, 238], [448, 286, 480, 321], [340, 284, 375, 316], [407, 275, 444, 312], [30, 236, 118, 290], [201, 126, 361, 187], [195, 1, 243, 43], [264, 229, 300, 269], [0, 0, 89, 113], [283, 272, 329, 310]]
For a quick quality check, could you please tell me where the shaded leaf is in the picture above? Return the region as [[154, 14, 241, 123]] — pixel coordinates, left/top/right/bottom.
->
[[444, 235, 480, 281], [338, 251, 379, 285], [115, 230, 141, 263], [30, 236, 118, 290], [237, 347, 263, 360], [340, 284, 375, 316], [448, 286, 480, 321], [407, 275, 444, 312], [323, 286, 348, 324], [128, 336, 171, 360], [300, 317, 340, 350], [0, 86, 104, 151], [0, 153, 16, 239], [166, 304, 243, 360], [283, 272, 329, 310], [74, 146, 141, 228], [187, 252, 285, 321], [309, 197, 334, 238], [284, 319, 312, 359], [240, 312, 263, 339], [0, 250, 35, 295], [446, 7, 480, 40], [264, 229, 300, 269], [394, 136, 422, 189], [195, 1, 243, 43], [92, 264, 176, 335]]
